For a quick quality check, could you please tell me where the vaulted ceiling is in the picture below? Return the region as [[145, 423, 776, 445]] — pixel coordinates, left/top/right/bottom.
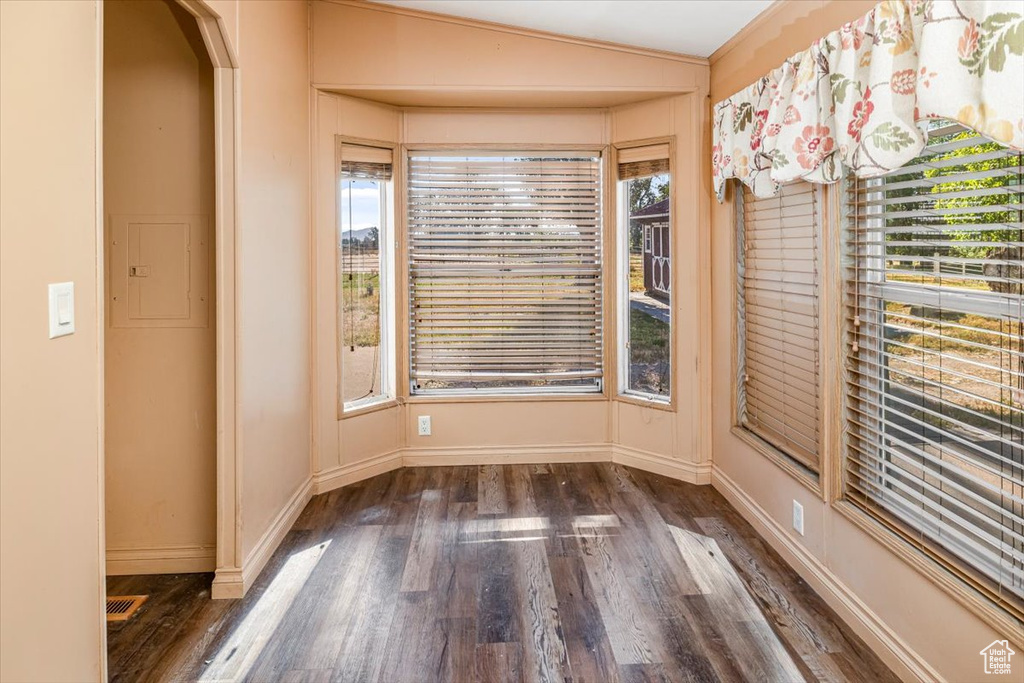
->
[[370, 0, 772, 58]]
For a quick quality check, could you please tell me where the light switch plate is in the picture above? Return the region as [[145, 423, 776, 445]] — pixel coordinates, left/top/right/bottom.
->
[[48, 282, 75, 339], [792, 500, 805, 536]]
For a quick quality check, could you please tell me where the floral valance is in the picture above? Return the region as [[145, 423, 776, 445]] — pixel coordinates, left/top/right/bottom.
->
[[712, 0, 1024, 201]]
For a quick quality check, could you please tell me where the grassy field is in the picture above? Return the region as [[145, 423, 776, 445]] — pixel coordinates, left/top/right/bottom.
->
[[629, 252, 645, 293], [882, 271, 1022, 423], [340, 272, 380, 348], [886, 272, 990, 291], [629, 307, 670, 395]]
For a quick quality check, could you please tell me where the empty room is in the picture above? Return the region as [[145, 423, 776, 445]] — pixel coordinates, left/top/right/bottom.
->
[[0, 0, 1021, 681]]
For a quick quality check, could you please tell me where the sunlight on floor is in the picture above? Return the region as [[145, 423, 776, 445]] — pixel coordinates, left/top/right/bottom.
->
[[199, 540, 331, 682], [463, 516, 550, 535], [668, 525, 804, 680], [459, 514, 622, 545], [462, 535, 550, 544], [571, 514, 621, 530]]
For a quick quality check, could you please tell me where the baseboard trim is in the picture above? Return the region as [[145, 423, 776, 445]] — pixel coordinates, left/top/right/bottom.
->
[[401, 443, 611, 467], [312, 443, 716, 494], [313, 451, 404, 495], [106, 544, 216, 576], [611, 445, 711, 484], [211, 567, 243, 600], [212, 476, 313, 600], [711, 466, 941, 683]]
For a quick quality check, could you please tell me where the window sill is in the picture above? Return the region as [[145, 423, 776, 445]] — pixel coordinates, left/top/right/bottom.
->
[[833, 499, 1023, 646], [730, 425, 821, 497], [405, 393, 607, 405], [615, 393, 674, 412], [339, 398, 399, 420]]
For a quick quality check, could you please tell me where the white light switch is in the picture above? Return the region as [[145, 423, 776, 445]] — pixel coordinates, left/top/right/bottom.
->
[[48, 282, 75, 339]]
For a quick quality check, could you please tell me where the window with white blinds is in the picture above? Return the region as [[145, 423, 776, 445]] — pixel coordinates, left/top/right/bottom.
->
[[407, 152, 603, 394], [737, 181, 821, 472], [846, 121, 1023, 617]]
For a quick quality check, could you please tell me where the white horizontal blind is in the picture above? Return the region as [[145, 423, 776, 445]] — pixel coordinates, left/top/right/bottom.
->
[[408, 152, 603, 394], [738, 182, 821, 471], [846, 121, 1023, 615]]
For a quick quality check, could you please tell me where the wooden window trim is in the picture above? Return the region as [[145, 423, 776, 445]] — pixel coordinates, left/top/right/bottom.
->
[[730, 425, 823, 496], [336, 135, 398, 419], [834, 499, 1023, 645]]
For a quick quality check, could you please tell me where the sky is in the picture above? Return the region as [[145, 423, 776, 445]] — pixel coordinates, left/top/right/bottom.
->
[[339, 179, 382, 235]]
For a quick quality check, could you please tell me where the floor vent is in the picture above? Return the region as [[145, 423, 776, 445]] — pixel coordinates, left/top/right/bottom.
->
[[106, 595, 147, 622]]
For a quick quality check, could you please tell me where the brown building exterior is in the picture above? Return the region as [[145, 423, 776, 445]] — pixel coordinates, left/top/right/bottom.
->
[[630, 197, 670, 300]]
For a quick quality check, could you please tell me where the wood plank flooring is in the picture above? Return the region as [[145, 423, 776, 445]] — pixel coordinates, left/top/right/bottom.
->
[[107, 463, 898, 683]]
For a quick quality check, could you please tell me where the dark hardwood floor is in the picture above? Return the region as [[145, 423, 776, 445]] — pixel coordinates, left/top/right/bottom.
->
[[106, 463, 897, 682]]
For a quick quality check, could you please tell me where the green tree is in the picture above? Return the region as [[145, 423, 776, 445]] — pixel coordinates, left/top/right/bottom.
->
[[879, 125, 1022, 293], [628, 175, 670, 252], [924, 132, 1021, 259]]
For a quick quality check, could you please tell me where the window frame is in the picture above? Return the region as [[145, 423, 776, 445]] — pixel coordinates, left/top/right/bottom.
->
[[614, 138, 676, 410], [336, 137, 397, 418], [402, 144, 609, 400]]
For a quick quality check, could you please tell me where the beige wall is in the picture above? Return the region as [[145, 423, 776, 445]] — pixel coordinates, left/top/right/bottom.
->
[[0, 1, 106, 680], [311, 0, 706, 108], [610, 94, 710, 469], [708, 1, 1004, 679], [236, 0, 312, 560], [103, 0, 217, 575], [313, 93, 403, 478]]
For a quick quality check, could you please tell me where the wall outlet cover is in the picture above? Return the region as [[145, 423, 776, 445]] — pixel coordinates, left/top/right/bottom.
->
[[792, 500, 804, 536], [417, 415, 431, 436]]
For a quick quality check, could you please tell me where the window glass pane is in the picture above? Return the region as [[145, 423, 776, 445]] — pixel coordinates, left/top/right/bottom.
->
[[339, 177, 385, 408], [407, 153, 603, 395], [624, 172, 671, 399], [846, 121, 1023, 608]]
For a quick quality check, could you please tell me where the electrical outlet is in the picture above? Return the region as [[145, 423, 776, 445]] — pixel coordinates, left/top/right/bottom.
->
[[792, 500, 804, 536], [417, 415, 431, 436]]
